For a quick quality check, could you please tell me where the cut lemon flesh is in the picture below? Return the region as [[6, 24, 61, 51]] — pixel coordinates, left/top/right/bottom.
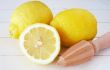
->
[[19, 23, 60, 64]]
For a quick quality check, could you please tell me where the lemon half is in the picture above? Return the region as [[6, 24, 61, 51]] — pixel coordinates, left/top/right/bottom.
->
[[19, 23, 60, 64]]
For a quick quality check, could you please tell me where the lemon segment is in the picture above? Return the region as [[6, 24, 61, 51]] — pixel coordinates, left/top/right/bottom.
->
[[20, 23, 60, 64]]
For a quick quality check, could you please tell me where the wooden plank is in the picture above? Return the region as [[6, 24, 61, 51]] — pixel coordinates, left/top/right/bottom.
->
[[0, 37, 110, 56], [0, 56, 110, 70], [96, 23, 110, 37], [0, 10, 110, 23], [0, 0, 110, 10], [0, 0, 27, 10], [0, 22, 109, 37], [0, 38, 23, 56], [0, 23, 10, 37], [42, 0, 110, 10], [0, 0, 110, 23]]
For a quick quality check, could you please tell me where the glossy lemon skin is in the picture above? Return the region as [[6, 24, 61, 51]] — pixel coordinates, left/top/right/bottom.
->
[[9, 1, 53, 39], [50, 8, 97, 47]]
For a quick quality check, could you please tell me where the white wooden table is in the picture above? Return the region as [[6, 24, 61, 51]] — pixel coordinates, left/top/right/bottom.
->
[[0, 0, 110, 70]]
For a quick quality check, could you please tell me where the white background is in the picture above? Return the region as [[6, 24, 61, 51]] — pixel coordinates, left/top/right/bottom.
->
[[0, 0, 110, 70]]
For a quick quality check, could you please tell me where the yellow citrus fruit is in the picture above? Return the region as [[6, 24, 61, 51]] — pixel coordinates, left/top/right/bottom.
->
[[50, 8, 97, 47], [20, 23, 60, 64], [9, 1, 53, 39]]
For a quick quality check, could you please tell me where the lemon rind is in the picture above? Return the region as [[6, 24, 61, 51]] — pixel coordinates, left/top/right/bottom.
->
[[19, 23, 60, 64]]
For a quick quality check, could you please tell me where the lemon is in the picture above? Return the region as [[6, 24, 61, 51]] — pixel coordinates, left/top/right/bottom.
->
[[9, 1, 53, 39], [19, 23, 60, 64], [50, 8, 97, 47]]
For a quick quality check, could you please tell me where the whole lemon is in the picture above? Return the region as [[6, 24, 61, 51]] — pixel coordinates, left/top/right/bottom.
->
[[9, 1, 53, 39], [50, 8, 97, 47]]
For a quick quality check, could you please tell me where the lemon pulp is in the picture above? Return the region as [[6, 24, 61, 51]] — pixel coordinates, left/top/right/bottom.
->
[[20, 23, 60, 64]]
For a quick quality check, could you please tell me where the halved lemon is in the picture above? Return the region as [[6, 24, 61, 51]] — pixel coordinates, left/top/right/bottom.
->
[[19, 23, 60, 64]]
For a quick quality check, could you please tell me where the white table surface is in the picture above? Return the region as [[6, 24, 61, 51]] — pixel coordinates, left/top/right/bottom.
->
[[0, 0, 110, 70]]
